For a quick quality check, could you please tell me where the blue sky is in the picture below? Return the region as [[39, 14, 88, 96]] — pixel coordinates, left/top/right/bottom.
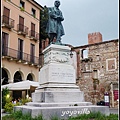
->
[[35, 0, 118, 46]]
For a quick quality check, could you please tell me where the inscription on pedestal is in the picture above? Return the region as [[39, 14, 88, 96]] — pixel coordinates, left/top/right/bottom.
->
[[50, 66, 75, 83]]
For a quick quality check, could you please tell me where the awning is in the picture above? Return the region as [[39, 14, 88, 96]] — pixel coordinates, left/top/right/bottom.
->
[[2, 80, 40, 90]]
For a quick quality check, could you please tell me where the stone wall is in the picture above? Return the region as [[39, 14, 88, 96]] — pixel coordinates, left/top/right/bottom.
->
[[74, 34, 118, 107]]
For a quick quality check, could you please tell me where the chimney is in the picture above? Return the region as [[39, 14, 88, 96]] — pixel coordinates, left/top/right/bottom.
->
[[88, 32, 102, 44]]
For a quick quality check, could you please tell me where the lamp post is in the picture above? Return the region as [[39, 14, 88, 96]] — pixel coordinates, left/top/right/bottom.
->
[[92, 70, 99, 104]]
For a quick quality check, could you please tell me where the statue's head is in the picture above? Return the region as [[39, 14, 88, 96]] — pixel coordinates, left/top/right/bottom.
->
[[54, 0, 60, 7]]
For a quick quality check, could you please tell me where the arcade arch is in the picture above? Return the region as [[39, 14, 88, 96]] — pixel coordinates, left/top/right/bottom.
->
[[26, 73, 35, 81], [2, 68, 11, 85], [13, 71, 24, 82]]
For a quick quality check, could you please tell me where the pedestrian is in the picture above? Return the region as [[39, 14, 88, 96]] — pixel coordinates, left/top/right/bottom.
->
[[13, 99, 17, 104]]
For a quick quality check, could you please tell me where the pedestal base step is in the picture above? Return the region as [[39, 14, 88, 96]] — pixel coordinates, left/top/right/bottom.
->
[[25, 101, 92, 107], [32, 91, 84, 103], [14, 105, 110, 120]]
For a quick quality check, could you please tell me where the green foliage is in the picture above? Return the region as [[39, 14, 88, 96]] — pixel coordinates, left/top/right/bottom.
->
[[6, 96, 12, 103], [21, 98, 32, 105], [105, 113, 118, 120], [4, 101, 21, 113], [68, 112, 118, 120], [33, 14, 36, 18], [2, 110, 44, 120], [50, 115, 59, 120], [10, 110, 23, 118], [2, 111, 118, 120], [14, 102, 21, 106], [20, 7, 25, 11], [2, 87, 10, 108], [4, 97, 32, 113], [40, 6, 49, 40], [33, 114, 44, 120], [4, 102, 14, 113]]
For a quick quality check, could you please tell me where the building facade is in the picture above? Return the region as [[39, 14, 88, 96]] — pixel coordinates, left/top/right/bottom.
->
[[73, 32, 119, 108], [2, 0, 42, 98], [35, 30, 119, 108]]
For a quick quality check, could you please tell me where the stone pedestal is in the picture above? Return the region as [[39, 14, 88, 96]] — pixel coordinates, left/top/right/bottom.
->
[[32, 44, 84, 103], [14, 44, 110, 120]]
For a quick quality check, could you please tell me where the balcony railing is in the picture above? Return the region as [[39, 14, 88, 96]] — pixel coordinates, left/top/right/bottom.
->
[[2, 46, 40, 65], [17, 24, 28, 35], [29, 30, 39, 40], [2, 15, 15, 29]]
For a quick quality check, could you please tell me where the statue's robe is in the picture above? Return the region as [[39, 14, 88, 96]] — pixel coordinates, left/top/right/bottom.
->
[[46, 7, 65, 42]]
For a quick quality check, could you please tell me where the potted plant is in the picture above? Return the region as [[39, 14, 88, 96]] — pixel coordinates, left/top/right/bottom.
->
[[20, 7, 25, 11]]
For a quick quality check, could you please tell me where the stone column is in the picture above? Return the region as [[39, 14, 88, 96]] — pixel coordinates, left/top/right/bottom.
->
[[110, 83, 114, 107], [22, 91, 26, 99]]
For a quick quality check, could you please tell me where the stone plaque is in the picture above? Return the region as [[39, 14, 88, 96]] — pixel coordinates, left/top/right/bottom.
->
[[50, 65, 75, 83], [39, 63, 76, 84]]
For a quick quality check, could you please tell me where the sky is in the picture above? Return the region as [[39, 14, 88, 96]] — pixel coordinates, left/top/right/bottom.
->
[[35, 0, 118, 47]]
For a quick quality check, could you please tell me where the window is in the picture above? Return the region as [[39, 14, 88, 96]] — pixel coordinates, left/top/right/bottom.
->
[[19, 16, 24, 31], [85, 63, 91, 71], [93, 70, 98, 79], [3, 7, 10, 24], [20, 0, 25, 8], [2, 32, 9, 55], [30, 44, 35, 63], [106, 58, 116, 71], [18, 38, 23, 59], [31, 23, 35, 37], [32, 8, 36, 17], [81, 49, 88, 59], [96, 54, 100, 61]]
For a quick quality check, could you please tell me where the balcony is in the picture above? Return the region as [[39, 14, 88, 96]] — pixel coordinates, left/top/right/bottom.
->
[[2, 46, 40, 65], [2, 15, 15, 29], [29, 30, 39, 41], [17, 24, 28, 36]]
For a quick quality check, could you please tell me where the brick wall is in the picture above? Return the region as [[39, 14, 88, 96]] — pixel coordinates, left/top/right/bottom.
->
[[88, 32, 102, 44], [74, 37, 118, 107]]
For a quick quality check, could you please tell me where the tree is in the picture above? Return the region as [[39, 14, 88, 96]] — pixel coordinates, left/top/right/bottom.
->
[[2, 87, 9, 108], [40, 6, 49, 41]]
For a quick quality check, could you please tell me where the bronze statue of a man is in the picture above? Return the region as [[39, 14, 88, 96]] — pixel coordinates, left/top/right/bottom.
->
[[46, 0, 65, 44]]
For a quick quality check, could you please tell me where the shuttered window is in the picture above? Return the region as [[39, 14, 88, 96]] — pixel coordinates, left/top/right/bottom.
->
[[19, 16, 24, 32], [18, 38, 23, 59], [30, 43, 35, 63], [3, 7, 10, 24], [31, 23, 35, 37], [2, 32, 9, 55]]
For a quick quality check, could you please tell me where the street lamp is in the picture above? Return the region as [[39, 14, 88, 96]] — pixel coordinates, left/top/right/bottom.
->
[[92, 70, 99, 104], [70, 49, 73, 58]]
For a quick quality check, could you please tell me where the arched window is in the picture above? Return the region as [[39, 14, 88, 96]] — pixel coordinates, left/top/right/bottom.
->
[[27, 74, 33, 81], [2, 68, 9, 85], [14, 71, 22, 83]]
